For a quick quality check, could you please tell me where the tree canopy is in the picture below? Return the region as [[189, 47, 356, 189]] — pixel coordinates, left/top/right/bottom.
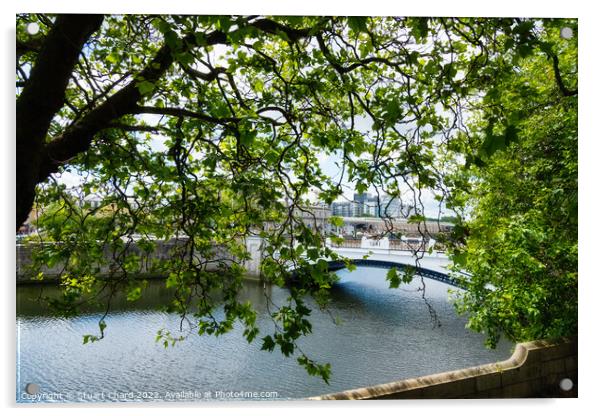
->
[[445, 19, 577, 347], [16, 14, 577, 382]]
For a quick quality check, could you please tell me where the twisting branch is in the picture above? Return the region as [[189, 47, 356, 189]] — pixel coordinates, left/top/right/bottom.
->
[[106, 123, 165, 133], [134, 105, 241, 124], [39, 28, 225, 176], [550, 53, 577, 97], [179, 63, 227, 82]]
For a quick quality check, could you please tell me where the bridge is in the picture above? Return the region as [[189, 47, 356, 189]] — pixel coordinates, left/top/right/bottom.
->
[[244, 236, 468, 289], [17, 235, 466, 288]]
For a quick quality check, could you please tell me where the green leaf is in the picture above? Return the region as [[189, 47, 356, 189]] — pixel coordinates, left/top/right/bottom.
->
[[240, 129, 255, 147], [452, 251, 468, 267], [329, 216, 344, 227], [306, 248, 320, 261], [243, 327, 259, 343], [260, 335, 275, 352], [216, 16, 233, 32], [409, 17, 430, 40], [136, 80, 155, 96], [504, 124, 519, 146], [355, 182, 368, 194], [408, 214, 426, 224], [252, 79, 264, 92], [126, 286, 142, 302], [280, 340, 294, 357], [480, 134, 506, 157], [164, 30, 180, 50], [176, 52, 194, 66], [106, 51, 120, 65], [386, 267, 402, 289], [194, 32, 207, 46], [348, 17, 368, 33], [401, 266, 415, 284]]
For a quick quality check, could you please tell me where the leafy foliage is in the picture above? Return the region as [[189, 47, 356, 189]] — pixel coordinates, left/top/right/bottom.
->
[[16, 15, 577, 381], [446, 19, 578, 347]]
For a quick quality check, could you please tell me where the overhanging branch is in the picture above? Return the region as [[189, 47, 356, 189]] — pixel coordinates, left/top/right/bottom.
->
[[134, 106, 241, 124], [39, 18, 316, 180], [551, 53, 577, 97]]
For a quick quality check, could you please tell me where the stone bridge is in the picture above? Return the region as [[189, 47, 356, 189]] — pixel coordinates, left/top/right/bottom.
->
[[244, 236, 467, 288]]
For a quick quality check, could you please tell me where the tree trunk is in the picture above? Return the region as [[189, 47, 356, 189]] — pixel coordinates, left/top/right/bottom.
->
[[16, 14, 104, 231]]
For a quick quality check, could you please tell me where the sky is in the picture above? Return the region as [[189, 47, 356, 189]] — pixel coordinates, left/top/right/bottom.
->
[[313, 147, 450, 218]]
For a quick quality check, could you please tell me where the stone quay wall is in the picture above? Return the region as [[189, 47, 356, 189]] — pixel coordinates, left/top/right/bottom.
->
[[310, 338, 577, 399], [16, 237, 264, 283]]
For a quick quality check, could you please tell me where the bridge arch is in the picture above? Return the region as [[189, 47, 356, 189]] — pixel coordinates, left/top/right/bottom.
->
[[243, 236, 469, 289], [325, 259, 466, 289]]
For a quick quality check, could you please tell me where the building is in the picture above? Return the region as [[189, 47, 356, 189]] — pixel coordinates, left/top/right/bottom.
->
[[331, 193, 408, 219], [331, 201, 353, 217], [378, 195, 405, 218]]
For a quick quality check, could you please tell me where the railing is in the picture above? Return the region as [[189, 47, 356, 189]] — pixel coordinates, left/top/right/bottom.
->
[[389, 240, 427, 251], [327, 237, 430, 252], [329, 239, 362, 248]]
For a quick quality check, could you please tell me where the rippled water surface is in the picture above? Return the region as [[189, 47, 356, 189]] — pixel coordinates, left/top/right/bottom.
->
[[17, 267, 514, 402]]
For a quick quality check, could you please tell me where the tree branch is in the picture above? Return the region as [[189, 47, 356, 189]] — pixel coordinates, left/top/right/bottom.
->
[[134, 106, 241, 124], [551, 53, 577, 97], [38, 27, 229, 178], [249, 18, 312, 41], [16, 14, 104, 230], [179, 63, 226, 82], [106, 123, 165, 133], [316, 33, 414, 79], [38, 18, 319, 177]]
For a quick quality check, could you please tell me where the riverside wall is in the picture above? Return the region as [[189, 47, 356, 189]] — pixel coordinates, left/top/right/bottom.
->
[[16, 237, 264, 283], [311, 338, 577, 399]]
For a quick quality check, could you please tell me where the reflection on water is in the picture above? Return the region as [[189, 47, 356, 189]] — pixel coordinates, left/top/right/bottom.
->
[[17, 267, 514, 402]]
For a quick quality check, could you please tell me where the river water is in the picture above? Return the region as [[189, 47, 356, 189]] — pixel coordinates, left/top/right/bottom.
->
[[16, 266, 514, 402]]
